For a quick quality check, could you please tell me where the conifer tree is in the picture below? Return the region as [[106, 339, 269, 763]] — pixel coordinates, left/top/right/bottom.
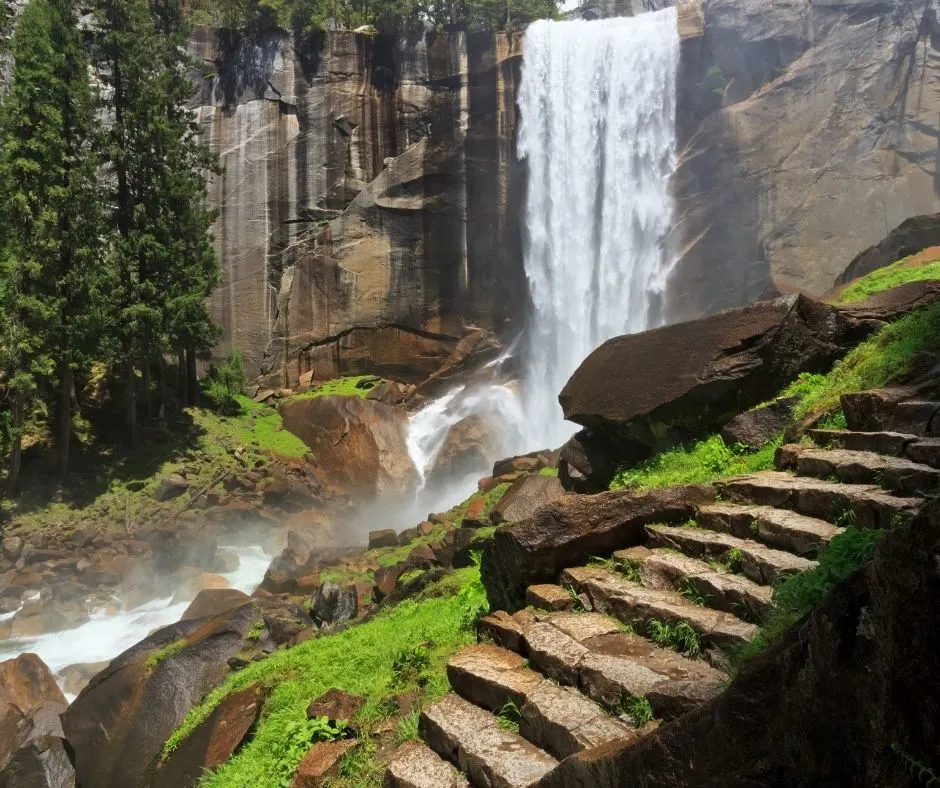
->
[[94, 0, 219, 440], [0, 0, 102, 489]]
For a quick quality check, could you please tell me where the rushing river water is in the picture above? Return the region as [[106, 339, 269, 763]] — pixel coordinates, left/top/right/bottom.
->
[[0, 544, 271, 697]]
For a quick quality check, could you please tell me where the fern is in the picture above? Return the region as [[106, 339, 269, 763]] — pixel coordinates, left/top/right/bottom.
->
[[892, 744, 940, 786]]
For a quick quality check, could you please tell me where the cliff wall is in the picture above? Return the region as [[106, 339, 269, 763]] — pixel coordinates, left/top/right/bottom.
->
[[190, 28, 526, 383]]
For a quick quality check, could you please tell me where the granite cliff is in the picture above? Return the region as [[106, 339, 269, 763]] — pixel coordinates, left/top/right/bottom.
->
[[195, 0, 940, 382]]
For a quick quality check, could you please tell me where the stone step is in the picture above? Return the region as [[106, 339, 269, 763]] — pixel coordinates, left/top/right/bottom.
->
[[696, 502, 841, 556], [560, 566, 758, 652], [420, 693, 558, 788], [808, 429, 917, 457], [615, 545, 773, 621], [445, 644, 634, 761], [518, 612, 725, 720], [645, 523, 817, 585], [809, 429, 940, 471], [525, 584, 576, 612], [385, 741, 470, 788], [717, 471, 921, 529], [777, 443, 940, 495]]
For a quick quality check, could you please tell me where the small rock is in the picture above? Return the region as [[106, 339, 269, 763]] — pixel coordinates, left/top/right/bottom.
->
[[407, 544, 436, 569], [306, 688, 365, 733], [171, 573, 230, 605], [1, 538, 23, 562], [367, 529, 398, 550], [462, 497, 488, 528], [153, 474, 190, 502], [373, 565, 405, 602], [398, 527, 419, 544], [291, 739, 357, 787], [416, 521, 435, 537], [181, 588, 251, 621], [213, 550, 240, 574]]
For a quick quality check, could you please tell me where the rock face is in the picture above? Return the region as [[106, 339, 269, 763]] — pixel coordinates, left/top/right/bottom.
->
[[61, 603, 259, 788], [279, 395, 418, 499], [0, 654, 68, 773], [426, 414, 501, 490], [670, 0, 940, 318], [534, 504, 940, 788], [191, 28, 527, 384], [560, 295, 871, 460], [481, 485, 714, 611]]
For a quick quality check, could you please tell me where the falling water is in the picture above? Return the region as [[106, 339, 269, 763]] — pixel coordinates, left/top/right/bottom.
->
[[517, 11, 680, 449]]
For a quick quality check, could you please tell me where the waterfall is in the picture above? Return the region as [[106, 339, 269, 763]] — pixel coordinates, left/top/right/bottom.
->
[[517, 11, 680, 449]]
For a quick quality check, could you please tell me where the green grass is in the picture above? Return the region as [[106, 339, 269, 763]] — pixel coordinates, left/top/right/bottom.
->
[[146, 638, 187, 670], [735, 527, 882, 666], [497, 698, 523, 732], [290, 375, 382, 400], [537, 466, 559, 477], [610, 435, 780, 491], [620, 695, 654, 727], [452, 482, 511, 528], [164, 567, 487, 788], [678, 578, 709, 607], [645, 619, 703, 658], [783, 301, 940, 419], [589, 555, 641, 583], [836, 255, 940, 304]]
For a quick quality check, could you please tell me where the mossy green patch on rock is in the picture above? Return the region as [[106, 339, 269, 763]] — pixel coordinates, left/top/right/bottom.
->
[[836, 254, 940, 304]]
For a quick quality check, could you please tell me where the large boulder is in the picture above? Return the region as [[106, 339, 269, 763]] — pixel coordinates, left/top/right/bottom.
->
[[720, 398, 797, 450], [0, 654, 68, 772], [535, 502, 940, 788], [481, 485, 714, 611], [61, 603, 260, 788], [151, 685, 267, 788], [559, 295, 872, 464], [490, 475, 565, 525], [279, 396, 419, 500]]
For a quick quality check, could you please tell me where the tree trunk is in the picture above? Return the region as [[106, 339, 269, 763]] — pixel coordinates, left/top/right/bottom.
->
[[178, 349, 187, 406], [57, 366, 73, 480], [186, 347, 198, 406], [143, 362, 152, 421], [6, 391, 25, 497], [126, 363, 137, 448]]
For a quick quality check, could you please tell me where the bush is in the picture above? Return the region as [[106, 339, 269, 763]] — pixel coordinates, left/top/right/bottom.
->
[[201, 350, 245, 415]]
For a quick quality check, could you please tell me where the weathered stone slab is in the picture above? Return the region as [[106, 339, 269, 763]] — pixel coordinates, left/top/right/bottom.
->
[[696, 503, 840, 556]]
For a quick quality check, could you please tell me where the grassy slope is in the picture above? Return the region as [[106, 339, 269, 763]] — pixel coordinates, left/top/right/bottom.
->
[[166, 568, 487, 788], [612, 298, 940, 491], [835, 254, 940, 303], [4, 376, 382, 535]]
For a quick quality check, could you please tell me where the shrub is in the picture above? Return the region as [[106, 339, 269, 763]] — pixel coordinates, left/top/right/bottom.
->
[[201, 350, 245, 415]]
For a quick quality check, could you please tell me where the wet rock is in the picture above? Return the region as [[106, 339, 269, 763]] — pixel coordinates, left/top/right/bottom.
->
[[182, 588, 251, 621], [0, 736, 74, 788], [721, 397, 797, 450], [365, 380, 409, 405], [309, 582, 357, 627], [306, 688, 365, 733], [560, 295, 873, 455], [171, 572, 230, 604], [213, 549, 240, 573], [280, 397, 419, 500], [291, 739, 357, 787], [1, 538, 23, 562], [481, 485, 715, 611], [58, 661, 110, 697], [491, 474, 565, 525], [367, 529, 398, 550], [425, 414, 500, 490], [153, 474, 190, 502], [0, 654, 68, 771], [152, 685, 267, 788], [62, 602, 256, 788], [835, 280, 940, 322]]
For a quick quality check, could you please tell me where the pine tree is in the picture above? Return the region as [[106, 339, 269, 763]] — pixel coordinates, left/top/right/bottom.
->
[[94, 0, 219, 440], [0, 0, 102, 490]]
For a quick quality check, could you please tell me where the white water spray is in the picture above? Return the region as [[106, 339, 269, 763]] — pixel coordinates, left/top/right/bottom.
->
[[517, 11, 680, 449]]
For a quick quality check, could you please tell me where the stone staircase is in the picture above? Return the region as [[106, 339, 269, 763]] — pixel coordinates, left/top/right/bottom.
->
[[384, 418, 938, 787]]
